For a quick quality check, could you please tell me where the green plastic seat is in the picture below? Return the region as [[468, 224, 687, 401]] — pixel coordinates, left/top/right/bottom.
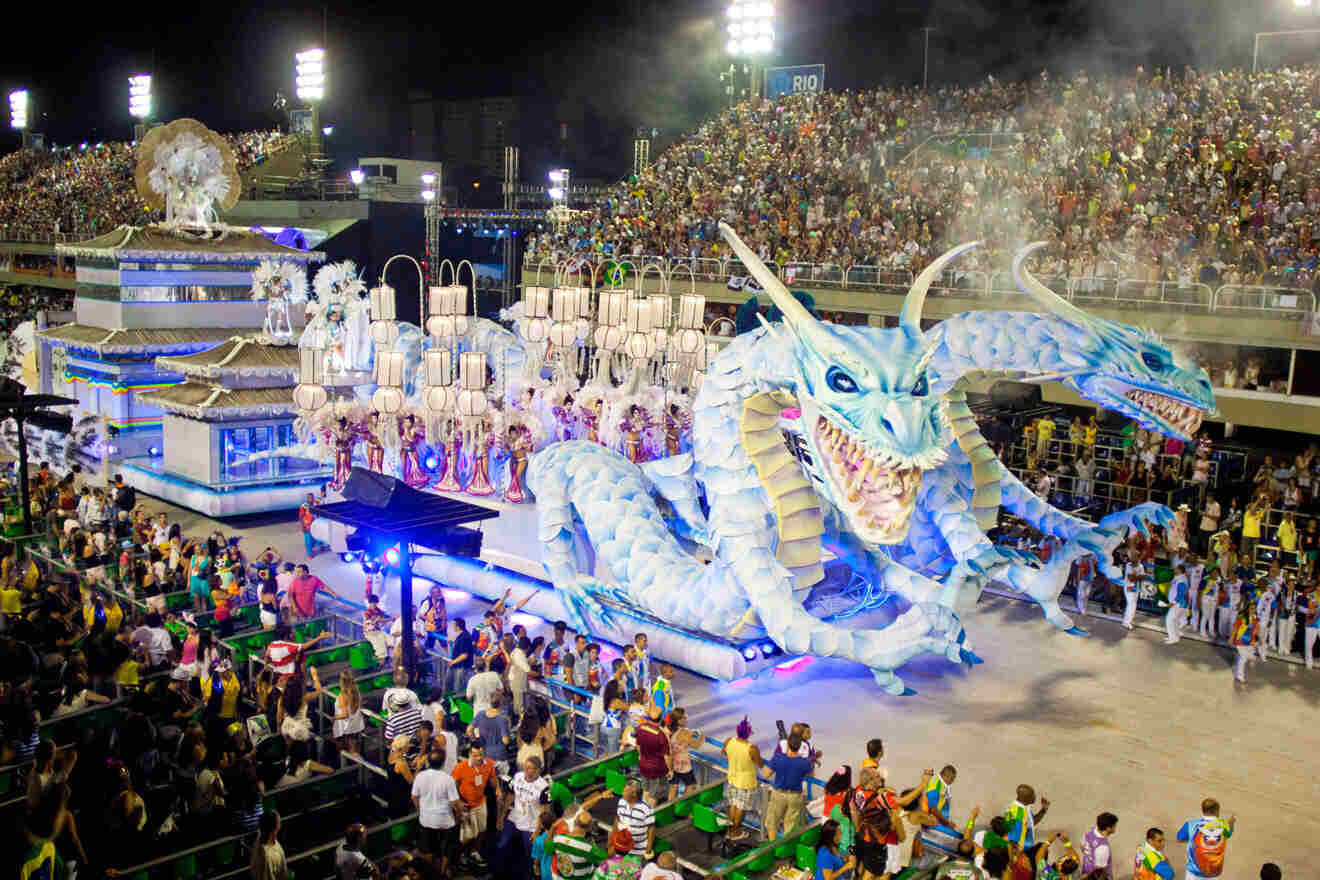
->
[[795, 844, 815, 871], [692, 804, 727, 852], [566, 767, 597, 789], [0, 769, 11, 796], [172, 854, 197, 879], [605, 768, 627, 796], [372, 673, 393, 690], [550, 780, 574, 810], [214, 840, 237, 868], [774, 841, 795, 859], [391, 818, 416, 843], [800, 825, 821, 847], [453, 698, 474, 725], [674, 796, 695, 818], [349, 642, 377, 670], [698, 783, 724, 805], [618, 750, 639, 768], [746, 848, 776, 872], [652, 838, 674, 855], [653, 804, 676, 827], [730, 872, 750, 880]]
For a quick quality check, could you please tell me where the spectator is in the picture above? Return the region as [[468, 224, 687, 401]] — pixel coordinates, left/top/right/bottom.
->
[[1176, 798, 1236, 880], [596, 828, 644, 880], [553, 808, 598, 880], [287, 563, 339, 623], [466, 656, 503, 716], [509, 755, 549, 864], [382, 668, 424, 742], [335, 822, 380, 879], [633, 703, 672, 803], [452, 741, 495, 867], [721, 717, 763, 842], [763, 728, 813, 839], [251, 810, 290, 880], [468, 691, 513, 777], [815, 818, 856, 880], [412, 748, 461, 876], [1004, 783, 1049, 862], [1133, 827, 1175, 880], [614, 780, 655, 860], [640, 851, 683, 880]]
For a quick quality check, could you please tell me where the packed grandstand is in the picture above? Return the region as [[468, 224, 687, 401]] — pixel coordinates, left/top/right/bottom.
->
[[525, 65, 1320, 302], [0, 130, 292, 240]]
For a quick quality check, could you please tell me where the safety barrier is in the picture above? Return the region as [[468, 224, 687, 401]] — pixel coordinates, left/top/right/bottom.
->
[[523, 259, 1312, 317]]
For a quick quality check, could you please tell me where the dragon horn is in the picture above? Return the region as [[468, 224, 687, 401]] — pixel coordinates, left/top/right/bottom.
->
[[717, 222, 819, 334], [899, 241, 980, 331], [1013, 242, 1093, 327]]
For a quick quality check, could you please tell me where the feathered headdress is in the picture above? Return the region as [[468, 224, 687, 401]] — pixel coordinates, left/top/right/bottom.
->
[[250, 261, 308, 303], [313, 261, 367, 305]]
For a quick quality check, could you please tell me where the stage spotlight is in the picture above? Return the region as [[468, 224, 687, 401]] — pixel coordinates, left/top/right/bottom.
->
[[424, 455, 439, 470], [147, 445, 161, 457], [340, 551, 357, 564], [760, 641, 781, 658], [384, 545, 401, 567], [741, 645, 759, 661]]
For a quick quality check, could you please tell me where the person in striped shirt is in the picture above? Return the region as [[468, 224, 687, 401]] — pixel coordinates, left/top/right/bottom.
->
[[552, 808, 597, 880]]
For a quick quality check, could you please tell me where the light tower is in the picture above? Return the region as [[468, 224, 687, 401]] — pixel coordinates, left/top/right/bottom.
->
[[725, 1, 775, 101], [295, 48, 326, 157], [129, 75, 152, 140]]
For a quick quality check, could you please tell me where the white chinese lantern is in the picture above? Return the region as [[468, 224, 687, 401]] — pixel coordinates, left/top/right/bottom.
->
[[369, 285, 400, 346], [427, 285, 470, 338], [648, 295, 670, 330], [677, 293, 705, 330], [370, 351, 406, 414], [423, 348, 456, 414], [549, 289, 578, 349], [456, 351, 489, 418], [625, 298, 653, 334], [599, 291, 628, 328], [293, 346, 328, 411], [572, 287, 592, 338], [523, 286, 550, 318]]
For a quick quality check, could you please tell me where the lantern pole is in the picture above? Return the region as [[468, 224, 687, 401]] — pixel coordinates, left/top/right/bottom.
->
[[380, 254, 426, 328]]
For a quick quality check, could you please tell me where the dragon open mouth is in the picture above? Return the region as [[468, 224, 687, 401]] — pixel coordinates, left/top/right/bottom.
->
[[812, 416, 921, 543], [1124, 389, 1203, 436]]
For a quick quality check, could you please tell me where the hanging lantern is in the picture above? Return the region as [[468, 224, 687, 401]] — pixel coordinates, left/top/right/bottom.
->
[[370, 351, 406, 414], [456, 351, 489, 417], [523, 286, 550, 318], [625, 298, 653, 334], [549, 289, 577, 348], [422, 348, 456, 415], [572, 287, 592, 338], [648, 294, 670, 330], [677, 292, 706, 330], [427, 284, 470, 337], [293, 346, 327, 411], [369, 285, 400, 346]]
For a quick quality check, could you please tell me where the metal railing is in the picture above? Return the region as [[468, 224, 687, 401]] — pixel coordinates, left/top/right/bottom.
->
[[521, 257, 1319, 317]]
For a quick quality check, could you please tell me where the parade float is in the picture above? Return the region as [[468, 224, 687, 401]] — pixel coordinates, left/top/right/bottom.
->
[[32, 120, 325, 494], [296, 221, 1213, 686]]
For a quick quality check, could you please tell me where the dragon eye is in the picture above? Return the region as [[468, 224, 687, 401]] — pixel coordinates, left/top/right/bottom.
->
[[826, 367, 858, 394], [1142, 352, 1165, 372], [912, 374, 929, 397]]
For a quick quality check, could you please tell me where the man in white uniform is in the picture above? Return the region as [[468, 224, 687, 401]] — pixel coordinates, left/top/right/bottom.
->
[[1198, 573, 1220, 639], [1122, 553, 1144, 630], [1164, 565, 1190, 644]]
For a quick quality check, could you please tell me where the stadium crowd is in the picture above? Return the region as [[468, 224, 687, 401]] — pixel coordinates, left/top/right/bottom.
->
[[526, 64, 1320, 300], [0, 130, 293, 240], [0, 458, 1290, 880]]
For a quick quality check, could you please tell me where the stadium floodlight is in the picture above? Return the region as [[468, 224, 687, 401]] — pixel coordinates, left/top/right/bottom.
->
[[727, 0, 774, 55], [295, 48, 325, 102], [128, 74, 152, 119], [548, 169, 568, 183], [350, 169, 365, 185], [421, 189, 436, 202], [548, 187, 565, 200], [9, 89, 27, 130], [322, 125, 333, 136], [420, 172, 436, 185]]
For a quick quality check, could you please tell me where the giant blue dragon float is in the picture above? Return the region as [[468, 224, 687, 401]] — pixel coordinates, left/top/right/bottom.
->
[[289, 223, 1213, 692]]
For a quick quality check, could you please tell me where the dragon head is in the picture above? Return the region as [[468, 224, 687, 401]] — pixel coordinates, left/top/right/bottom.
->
[[720, 224, 976, 545], [1015, 244, 1214, 441]]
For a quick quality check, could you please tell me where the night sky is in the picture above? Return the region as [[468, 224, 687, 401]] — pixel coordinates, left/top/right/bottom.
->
[[0, 0, 1311, 179]]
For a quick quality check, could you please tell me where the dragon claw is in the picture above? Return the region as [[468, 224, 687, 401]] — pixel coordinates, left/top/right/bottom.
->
[[959, 647, 983, 666], [901, 687, 919, 696], [1064, 625, 1090, 637]]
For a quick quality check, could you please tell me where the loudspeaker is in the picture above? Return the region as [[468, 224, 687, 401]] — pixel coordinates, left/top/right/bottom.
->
[[342, 467, 439, 514], [341, 467, 401, 508], [989, 380, 1042, 412]]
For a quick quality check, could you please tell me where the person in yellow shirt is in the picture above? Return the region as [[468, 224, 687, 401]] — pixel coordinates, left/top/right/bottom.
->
[[1084, 415, 1098, 450], [1036, 417, 1056, 460], [1241, 501, 1264, 567], [0, 579, 21, 632], [200, 659, 242, 742], [1277, 511, 1298, 566]]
